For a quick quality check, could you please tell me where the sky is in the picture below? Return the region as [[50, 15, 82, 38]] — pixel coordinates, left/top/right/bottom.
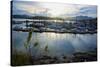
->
[[12, 1, 97, 18]]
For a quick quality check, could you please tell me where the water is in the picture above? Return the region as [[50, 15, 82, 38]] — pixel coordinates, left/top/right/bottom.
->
[[12, 31, 97, 58]]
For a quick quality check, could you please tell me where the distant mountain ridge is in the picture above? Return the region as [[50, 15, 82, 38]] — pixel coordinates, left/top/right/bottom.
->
[[76, 16, 93, 20], [12, 15, 95, 20]]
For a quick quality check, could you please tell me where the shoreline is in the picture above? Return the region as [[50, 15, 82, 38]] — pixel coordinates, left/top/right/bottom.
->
[[11, 49, 97, 66], [13, 29, 97, 34]]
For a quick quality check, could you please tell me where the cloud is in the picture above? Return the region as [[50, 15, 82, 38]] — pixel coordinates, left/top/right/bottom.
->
[[78, 6, 97, 17], [12, 1, 97, 17]]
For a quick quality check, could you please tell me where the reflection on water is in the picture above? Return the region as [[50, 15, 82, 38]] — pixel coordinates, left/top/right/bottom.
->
[[12, 31, 97, 58]]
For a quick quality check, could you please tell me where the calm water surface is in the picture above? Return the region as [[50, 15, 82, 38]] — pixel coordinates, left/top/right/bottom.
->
[[12, 31, 97, 58]]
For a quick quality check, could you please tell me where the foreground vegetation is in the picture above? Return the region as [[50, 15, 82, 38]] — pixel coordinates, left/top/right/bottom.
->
[[11, 48, 97, 66]]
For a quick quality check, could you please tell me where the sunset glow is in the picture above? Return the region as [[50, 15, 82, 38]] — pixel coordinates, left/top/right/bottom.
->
[[13, 1, 97, 17]]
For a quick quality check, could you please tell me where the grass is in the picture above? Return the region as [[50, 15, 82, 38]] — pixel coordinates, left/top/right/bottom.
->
[[11, 52, 32, 66], [34, 42, 39, 47], [11, 49, 97, 66]]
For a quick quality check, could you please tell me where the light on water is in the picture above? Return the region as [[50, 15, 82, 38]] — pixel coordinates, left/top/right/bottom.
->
[[12, 31, 97, 57]]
